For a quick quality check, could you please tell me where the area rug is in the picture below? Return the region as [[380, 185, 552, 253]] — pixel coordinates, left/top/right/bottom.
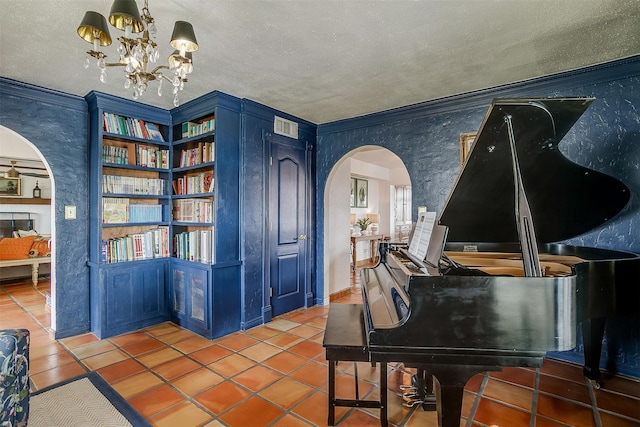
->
[[29, 372, 150, 427]]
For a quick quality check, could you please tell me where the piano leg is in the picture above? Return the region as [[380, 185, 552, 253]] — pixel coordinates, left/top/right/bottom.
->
[[381, 362, 388, 427], [432, 365, 499, 427], [582, 316, 606, 388]]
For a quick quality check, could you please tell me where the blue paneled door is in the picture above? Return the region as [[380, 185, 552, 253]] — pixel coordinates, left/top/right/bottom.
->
[[269, 137, 308, 316]]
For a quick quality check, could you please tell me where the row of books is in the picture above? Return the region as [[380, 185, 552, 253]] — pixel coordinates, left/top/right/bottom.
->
[[181, 118, 215, 138], [172, 171, 214, 195], [102, 144, 169, 169], [174, 229, 215, 264], [103, 198, 164, 223], [129, 204, 164, 223], [103, 175, 165, 195], [178, 142, 215, 167], [172, 199, 213, 223], [101, 227, 170, 263], [103, 112, 164, 141]]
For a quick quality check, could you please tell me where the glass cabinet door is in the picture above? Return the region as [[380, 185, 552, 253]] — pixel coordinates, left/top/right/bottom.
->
[[190, 270, 206, 322], [170, 262, 211, 336], [172, 269, 186, 315]]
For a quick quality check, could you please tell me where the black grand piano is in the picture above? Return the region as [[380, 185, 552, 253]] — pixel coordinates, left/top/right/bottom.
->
[[325, 97, 639, 427]]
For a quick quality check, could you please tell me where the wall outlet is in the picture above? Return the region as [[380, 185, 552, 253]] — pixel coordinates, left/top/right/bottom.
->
[[64, 205, 76, 220]]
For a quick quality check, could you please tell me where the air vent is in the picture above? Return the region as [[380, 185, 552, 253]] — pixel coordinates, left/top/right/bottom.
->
[[274, 116, 299, 139]]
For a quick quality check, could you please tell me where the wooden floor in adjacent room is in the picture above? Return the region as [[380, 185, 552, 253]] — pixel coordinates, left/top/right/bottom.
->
[[1, 272, 639, 427]]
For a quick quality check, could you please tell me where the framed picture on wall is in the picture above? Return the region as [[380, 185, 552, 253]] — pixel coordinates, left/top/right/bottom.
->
[[0, 177, 21, 196], [350, 177, 356, 207], [459, 132, 477, 165], [355, 178, 368, 208]]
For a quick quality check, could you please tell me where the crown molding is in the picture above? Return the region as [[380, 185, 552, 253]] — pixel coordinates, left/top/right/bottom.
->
[[0, 77, 86, 111], [319, 55, 640, 135]]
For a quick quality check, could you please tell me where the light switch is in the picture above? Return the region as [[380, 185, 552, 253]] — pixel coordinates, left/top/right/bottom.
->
[[65, 205, 76, 220]]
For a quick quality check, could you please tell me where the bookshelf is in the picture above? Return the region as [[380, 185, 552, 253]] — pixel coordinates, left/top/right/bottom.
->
[[86, 92, 172, 339], [86, 91, 241, 340], [169, 92, 241, 338], [171, 115, 215, 265], [99, 120, 170, 262]]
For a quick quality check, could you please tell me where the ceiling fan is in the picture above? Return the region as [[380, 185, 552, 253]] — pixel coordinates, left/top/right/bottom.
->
[[3, 160, 49, 179]]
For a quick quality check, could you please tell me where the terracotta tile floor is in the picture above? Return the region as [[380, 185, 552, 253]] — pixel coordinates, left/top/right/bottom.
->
[[1, 274, 639, 427]]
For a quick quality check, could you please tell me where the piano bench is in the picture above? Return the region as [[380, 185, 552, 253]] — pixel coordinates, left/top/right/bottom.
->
[[322, 303, 388, 427]]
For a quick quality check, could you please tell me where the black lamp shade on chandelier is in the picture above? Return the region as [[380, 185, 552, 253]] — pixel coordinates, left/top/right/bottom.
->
[[77, 12, 112, 46], [171, 21, 198, 54], [77, 0, 198, 106], [109, 0, 144, 33]]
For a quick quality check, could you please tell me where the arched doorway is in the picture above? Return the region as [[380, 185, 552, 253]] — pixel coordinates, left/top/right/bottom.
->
[[0, 126, 56, 330], [323, 145, 410, 302]]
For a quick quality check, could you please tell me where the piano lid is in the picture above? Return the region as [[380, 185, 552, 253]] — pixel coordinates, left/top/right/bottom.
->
[[439, 97, 630, 244]]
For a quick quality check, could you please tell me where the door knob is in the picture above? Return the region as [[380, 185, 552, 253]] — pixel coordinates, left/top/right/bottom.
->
[[298, 234, 307, 240]]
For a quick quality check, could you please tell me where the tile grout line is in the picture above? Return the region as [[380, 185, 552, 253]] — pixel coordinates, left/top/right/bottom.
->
[[585, 376, 603, 427], [131, 323, 329, 425], [529, 367, 540, 427], [3, 284, 87, 392], [92, 329, 222, 422], [2, 286, 50, 332], [465, 371, 489, 427], [117, 330, 250, 423], [202, 334, 329, 426]]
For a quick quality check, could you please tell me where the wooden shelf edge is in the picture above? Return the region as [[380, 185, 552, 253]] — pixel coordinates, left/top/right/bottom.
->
[[0, 197, 51, 205]]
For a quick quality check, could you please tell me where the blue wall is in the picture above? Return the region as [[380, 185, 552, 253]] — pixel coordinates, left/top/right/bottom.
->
[[0, 79, 91, 338], [315, 55, 640, 377], [240, 100, 316, 328], [0, 77, 319, 339]]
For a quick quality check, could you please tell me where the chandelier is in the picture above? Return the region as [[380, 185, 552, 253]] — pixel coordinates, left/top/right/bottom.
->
[[77, 0, 198, 106]]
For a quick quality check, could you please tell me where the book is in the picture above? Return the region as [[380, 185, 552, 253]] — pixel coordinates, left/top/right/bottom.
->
[[180, 117, 215, 138], [204, 172, 214, 193], [145, 122, 165, 141], [102, 198, 129, 223], [100, 241, 108, 263]]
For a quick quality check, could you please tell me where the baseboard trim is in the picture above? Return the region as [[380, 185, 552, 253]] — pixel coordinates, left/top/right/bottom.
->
[[329, 287, 353, 302]]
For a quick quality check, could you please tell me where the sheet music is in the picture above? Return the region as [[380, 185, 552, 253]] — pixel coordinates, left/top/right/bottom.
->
[[408, 211, 436, 262]]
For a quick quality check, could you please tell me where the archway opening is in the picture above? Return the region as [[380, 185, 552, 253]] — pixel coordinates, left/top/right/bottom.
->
[[0, 125, 56, 331], [323, 145, 410, 303]]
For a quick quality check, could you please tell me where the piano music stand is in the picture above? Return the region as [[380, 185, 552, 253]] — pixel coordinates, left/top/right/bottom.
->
[[323, 303, 388, 426]]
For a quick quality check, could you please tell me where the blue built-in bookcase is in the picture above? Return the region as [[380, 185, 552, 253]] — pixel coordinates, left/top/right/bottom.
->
[[84, 91, 243, 339], [169, 91, 242, 339], [85, 92, 172, 339]]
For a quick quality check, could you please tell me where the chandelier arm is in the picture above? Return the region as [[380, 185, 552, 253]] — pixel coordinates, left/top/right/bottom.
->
[[149, 65, 170, 75]]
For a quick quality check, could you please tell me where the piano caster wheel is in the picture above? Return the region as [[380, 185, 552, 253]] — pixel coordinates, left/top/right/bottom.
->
[[589, 379, 601, 390]]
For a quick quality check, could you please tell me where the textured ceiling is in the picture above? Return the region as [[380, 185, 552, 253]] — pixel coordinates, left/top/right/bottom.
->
[[1, 0, 639, 124]]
